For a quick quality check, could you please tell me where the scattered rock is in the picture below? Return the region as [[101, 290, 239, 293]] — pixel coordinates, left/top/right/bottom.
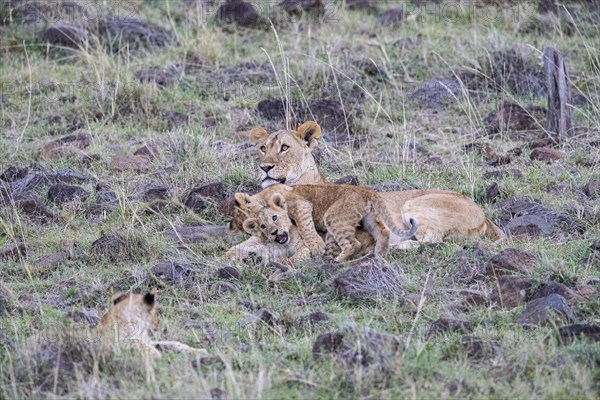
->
[[428, 318, 473, 338], [582, 180, 600, 199], [485, 182, 500, 203], [142, 186, 169, 202], [184, 182, 226, 213], [297, 311, 329, 326], [484, 101, 541, 135], [0, 243, 28, 260], [217, 266, 241, 280], [134, 144, 160, 159], [47, 183, 88, 205], [377, 8, 405, 26], [516, 294, 575, 327], [279, 0, 324, 15], [90, 232, 149, 263], [212, 281, 239, 295], [495, 198, 580, 238], [490, 248, 536, 275], [0, 166, 28, 182], [40, 134, 92, 160], [34, 251, 69, 272], [166, 225, 230, 244], [216, 0, 263, 28], [98, 17, 175, 50], [490, 275, 537, 309], [55, 169, 88, 184], [334, 175, 359, 186], [135, 68, 179, 87], [152, 262, 197, 285], [40, 23, 87, 49], [483, 169, 523, 180], [556, 324, 600, 345], [240, 308, 275, 327], [312, 327, 401, 378], [530, 282, 585, 306], [12, 193, 57, 221], [460, 336, 499, 361], [334, 256, 405, 303], [530, 147, 567, 162], [111, 155, 150, 173]]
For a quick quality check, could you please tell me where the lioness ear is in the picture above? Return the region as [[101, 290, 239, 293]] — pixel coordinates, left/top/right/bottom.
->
[[250, 127, 269, 145], [234, 193, 252, 208], [243, 218, 260, 235], [269, 193, 286, 211], [111, 292, 127, 305], [144, 289, 156, 307], [295, 121, 322, 149]]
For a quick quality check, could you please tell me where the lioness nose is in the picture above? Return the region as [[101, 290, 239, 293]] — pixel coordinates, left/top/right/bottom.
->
[[260, 164, 274, 173]]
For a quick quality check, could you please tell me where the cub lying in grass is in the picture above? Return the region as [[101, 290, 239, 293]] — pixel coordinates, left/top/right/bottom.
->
[[232, 183, 418, 262], [240, 191, 376, 263]]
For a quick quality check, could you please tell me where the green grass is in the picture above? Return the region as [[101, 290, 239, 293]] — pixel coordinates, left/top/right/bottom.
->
[[1, 0, 600, 398]]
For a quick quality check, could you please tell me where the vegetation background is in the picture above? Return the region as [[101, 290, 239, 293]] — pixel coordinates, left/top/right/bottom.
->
[[1, 0, 599, 398]]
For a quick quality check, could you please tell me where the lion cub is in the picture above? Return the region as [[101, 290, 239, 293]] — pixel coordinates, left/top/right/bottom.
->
[[233, 184, 418, 262]]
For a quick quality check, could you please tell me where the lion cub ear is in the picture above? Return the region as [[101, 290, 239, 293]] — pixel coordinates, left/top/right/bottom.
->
[[269, 193, 287, 211], [144, 289, 157, 308], [243, 218, 261, 236], [234, 193, 252, 208], [111, 292, 128, 305], [295, 121, 322, 149], [250, 127, 269, 145]]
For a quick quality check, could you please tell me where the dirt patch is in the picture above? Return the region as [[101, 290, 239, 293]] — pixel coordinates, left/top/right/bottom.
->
[[334, 256, 406, 303]]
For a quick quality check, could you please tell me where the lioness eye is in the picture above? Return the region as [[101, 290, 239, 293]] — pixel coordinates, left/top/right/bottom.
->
[[272, 215, 277, 221], [260, 146, 266, 153], [260, 224, 266, 229], [281, 145, 289, 152]]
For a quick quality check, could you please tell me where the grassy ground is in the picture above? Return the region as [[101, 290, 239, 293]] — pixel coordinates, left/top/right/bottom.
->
[[1, 0, 600, 398]]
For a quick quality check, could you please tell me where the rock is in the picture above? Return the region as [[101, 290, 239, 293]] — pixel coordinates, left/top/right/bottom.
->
[[90, 232, 148, 263], [485, 182, 500, 203], [484, 101, 540, 135], [166, 225, 230, 244], [410, 77, 462, 108], [134, 144, 160, 159], [240, 308, 275, 327], [40, 134, 92, 160], [334, 256, 405, 303], [217, 266, 241, 280], [0, 243, 28, 260], [13, 193, 57, 221], [98, 17, 175, 50], [490, 275, 537, 309], [47, 183, 88, 205], [495, 198, 580, 238], [556, 324, 600, 345], [516, 294, 575, 327], [279, 0, 323, 15], [67, 309, 101, 326], [142, 186, 169, 202], [216, 0, 263, 28], [184, 182, 226, 213], [530, 282, 585, 306], [55, 169, 88, 184], [460, 336, 498, 361], [483, 169, 524, 180], [312, 327, 401, 373], [135, 68, 179, 87], [166, 111, 190, 130], [450, 244, 493, 283], [152, 262, 197, 284], [345, 0, 378, 13], [34, 251, 69, 271], [377, 8, 405, 26], [297, 311, 329, 326], [334, 175, 359, 186], [490, 248, 536, 275], [582, 179, 600, 199], [0, 166, 28, 182], [111, 155, 150, 172], [237, 298, 257, 310], [530, 147, 567, 162], [428, 318, 473, 338], [40, 23, 87, 49], [209, 388, 230, 400]]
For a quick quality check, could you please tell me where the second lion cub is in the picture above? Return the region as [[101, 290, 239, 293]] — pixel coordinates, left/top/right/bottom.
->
[[234, 184, 418, 262]]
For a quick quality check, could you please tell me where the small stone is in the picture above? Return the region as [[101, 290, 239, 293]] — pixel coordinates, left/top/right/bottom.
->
[[134, 144, 160, 159], [240, 308, 275, 327], [217, 266, 241, 280], [516, 294, 575, 327], [530, 147, 567, 162], [530, 282, 585, 306], [490, 248, 536, 275], [334, 175, 359, 186], [47, 183, 89, 205], [556, 324, 600, 345], [428, 317, 473, 338], [491, 275, 537, 309], [112, 155, 150, 172]]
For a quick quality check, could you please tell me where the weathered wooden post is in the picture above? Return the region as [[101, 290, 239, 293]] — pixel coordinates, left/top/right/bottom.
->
[[543, 47, 572, 140]]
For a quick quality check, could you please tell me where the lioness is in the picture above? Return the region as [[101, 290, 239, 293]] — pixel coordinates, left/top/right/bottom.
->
[[241, 191, 375, 262], [233, 183, 419, 262], [248, 121, 505, 243]]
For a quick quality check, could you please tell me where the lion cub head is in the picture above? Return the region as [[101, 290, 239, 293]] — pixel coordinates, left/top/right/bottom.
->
[[228, 192, 266, 235], [242, 193, 294, 245], [250, 121, 322, 188], [99, 289, 159, 344]]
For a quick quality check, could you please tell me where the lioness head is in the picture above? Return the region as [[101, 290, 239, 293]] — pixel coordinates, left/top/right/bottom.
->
[[242, 193, 293, 245], [250, 121, 323, 188], [100, 289, 159, 341]]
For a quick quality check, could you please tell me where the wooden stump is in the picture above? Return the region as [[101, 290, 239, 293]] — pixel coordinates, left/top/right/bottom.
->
[[544, 47, 572, 139]]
